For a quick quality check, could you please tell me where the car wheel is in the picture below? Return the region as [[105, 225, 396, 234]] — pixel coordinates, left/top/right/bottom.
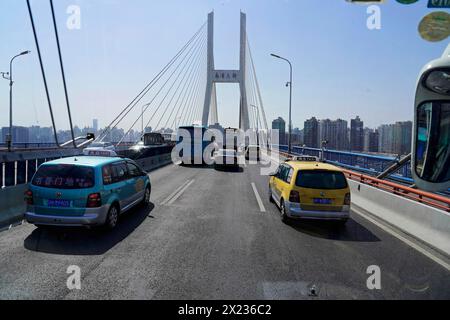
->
[[142, 186, 151, 206], [280, 199, 289, 224], [105, 204, 119, 230]]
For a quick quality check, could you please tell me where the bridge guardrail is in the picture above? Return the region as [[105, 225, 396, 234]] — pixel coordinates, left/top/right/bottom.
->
[[275, 144, 413, 181], [277, 150, 450, 212], [343, 170, 450, 213]]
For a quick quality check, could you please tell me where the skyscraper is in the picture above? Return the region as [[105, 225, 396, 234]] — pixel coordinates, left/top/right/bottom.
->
[[350, 116, 364, 151], [393, 121, 412, 155], [93, 119, 99, 133], [378, 121, 412, 155], [304, 117, 319, 148], [364, 128, 379, 153], [1, 126, 30, 144], [378, 124, 395, 154], [335, 119, 349, 150], [317, 119, 348, 150], [272, 117, 286, 145]]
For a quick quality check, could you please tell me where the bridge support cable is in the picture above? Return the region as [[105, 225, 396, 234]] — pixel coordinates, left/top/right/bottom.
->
[[189, 78, 206, 126], [116, 27, 206, 145], [97, 22, 206, 143], [176, 45, 207, 127], [247, 40, 269, 133], [187, 55, 208, 126], [26, 0, 60, 147], [100, 22, 206, 142], [49, 0, 76, 148], [187, 53, 208, 126], [166, 39, 207, 130], [153, 35, 207, 131], [246, 46, 259, 132], [244, 39, 259, 132], [182, 64, 204, 126], [136, 29, 206, 137], [115, 25, 206, 144], [181, 73, 201, 126], [170, 51, 205, 129]]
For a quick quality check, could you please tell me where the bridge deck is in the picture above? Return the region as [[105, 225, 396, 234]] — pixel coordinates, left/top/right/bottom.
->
[[0, 162, 448, 299]]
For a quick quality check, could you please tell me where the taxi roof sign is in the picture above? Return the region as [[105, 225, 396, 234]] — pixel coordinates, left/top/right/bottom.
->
[[288, 156, 319, 162], [83, 148, 118, 157]]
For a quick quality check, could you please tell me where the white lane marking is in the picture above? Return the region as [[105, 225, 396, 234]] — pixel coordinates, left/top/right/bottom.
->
[[251, 182, 266, 213], [352, 206, 450, 272], [167, 179, 195, 205], [161, 179, 191, 205]]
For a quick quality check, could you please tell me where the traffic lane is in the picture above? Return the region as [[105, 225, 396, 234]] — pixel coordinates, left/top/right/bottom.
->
[[0, 162, 198, 299], [0, 161, 448, 299], [63, 162, 377, 300], [63, 164, 277, 299], [148, 163, 268, 299], [64, 163, 228, 299], [247, 162, 450, 299]]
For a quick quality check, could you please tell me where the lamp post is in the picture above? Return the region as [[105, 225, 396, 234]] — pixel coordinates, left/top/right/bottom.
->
[[2, 50, 31, 151], [271, 53, 293, 155], [141, 104, 144, 136]]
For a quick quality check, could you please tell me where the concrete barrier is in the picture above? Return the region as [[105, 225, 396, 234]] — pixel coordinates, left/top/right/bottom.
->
[[349, 180, 450, 257], [0, 185, 27, 227], [135, 154, 173, 172]]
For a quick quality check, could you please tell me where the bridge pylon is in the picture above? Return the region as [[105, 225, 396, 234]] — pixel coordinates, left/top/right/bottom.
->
[[202, 11, 250, 131]]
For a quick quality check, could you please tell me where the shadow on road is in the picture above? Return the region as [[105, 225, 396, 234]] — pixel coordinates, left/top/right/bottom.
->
[[23, 203, 155, 256], [179, 163, 214, 170], [288, 218, 380, 242], [214, 165, 244, 173]]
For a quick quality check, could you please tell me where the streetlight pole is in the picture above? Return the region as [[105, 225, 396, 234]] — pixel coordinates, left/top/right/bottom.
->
[[271, 53, 293, 155], [141, 104, 144, 136], [2, 50, 31, 151]]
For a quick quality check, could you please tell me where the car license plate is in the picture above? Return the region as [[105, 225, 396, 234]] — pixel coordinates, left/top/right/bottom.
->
[[47, 199, 71, 208], [313, 198, 332, 205]]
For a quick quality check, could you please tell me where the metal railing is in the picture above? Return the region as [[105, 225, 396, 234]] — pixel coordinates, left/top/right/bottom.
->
[[276, 150, 450, 212], [343, 169, 450, 213], [276, 144, 413, 182]]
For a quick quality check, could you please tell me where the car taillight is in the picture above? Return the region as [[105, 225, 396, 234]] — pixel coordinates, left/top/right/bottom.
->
[[344, 193, 351, 205], [87, 193, 102, 208], [24, 190, 33, 205], [289, 190, 301, 203]]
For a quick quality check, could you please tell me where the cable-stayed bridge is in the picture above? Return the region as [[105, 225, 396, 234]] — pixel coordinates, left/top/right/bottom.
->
[[95, 12, 269, 147]]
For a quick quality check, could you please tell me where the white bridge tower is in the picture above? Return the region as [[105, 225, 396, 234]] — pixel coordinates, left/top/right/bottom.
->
[[202, 12, 251, 131]]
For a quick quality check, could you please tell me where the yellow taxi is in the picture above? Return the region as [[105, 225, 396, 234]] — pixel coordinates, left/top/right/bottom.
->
[[269, 157, 351, 224]]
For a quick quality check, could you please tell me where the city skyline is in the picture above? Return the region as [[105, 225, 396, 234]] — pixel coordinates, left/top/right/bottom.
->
[[271, 114, 413, 155]]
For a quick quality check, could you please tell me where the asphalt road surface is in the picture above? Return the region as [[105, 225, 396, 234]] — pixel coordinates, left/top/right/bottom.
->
[[0, 161, 449, 300]]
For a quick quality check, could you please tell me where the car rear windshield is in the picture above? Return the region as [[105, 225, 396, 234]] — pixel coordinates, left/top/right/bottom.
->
[[295, 170, 348, 190], [32, 165, 95, 189]]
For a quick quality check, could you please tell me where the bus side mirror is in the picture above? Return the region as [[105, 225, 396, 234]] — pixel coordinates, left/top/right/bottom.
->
[[413, 101, 450, 186], [412, 62, 450, 192]]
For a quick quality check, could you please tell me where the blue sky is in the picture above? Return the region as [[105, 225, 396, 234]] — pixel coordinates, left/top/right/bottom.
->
[[0, 0, 448, 132]]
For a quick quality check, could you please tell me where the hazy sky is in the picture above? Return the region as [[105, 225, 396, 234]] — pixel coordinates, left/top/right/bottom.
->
[[0, 0, 448, 132]]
